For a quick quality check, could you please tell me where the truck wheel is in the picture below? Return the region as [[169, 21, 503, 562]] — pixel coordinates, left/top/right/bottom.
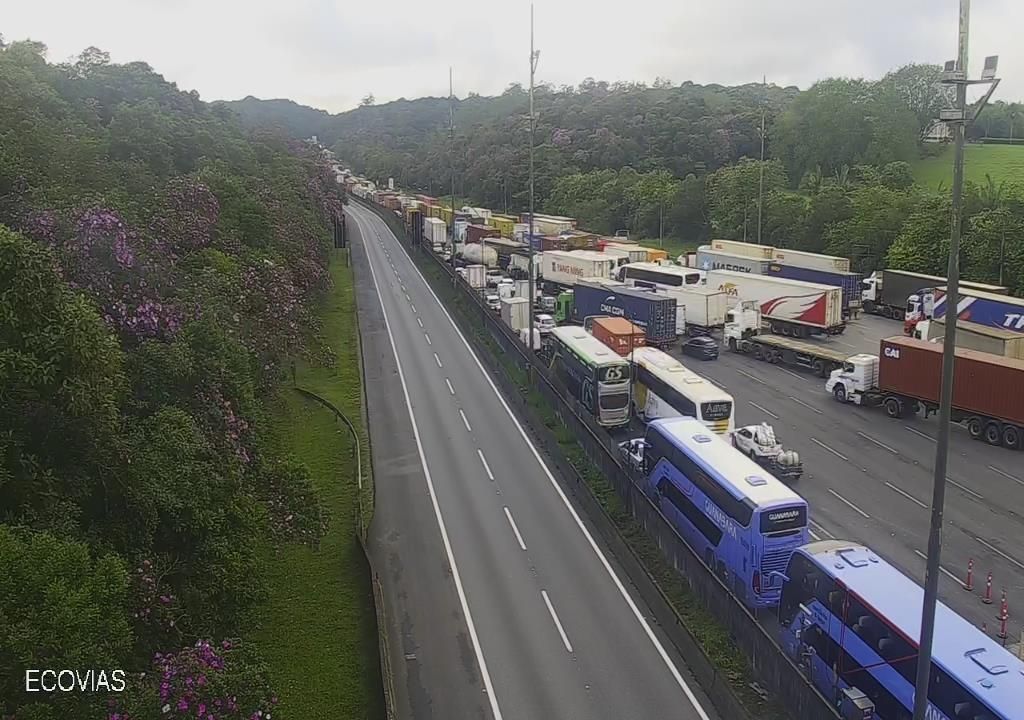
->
[[812, 359, 825, 377], [728, 337, 738, 352], [966, 417, 984, 440], [881, 306, 892, 319], [1002, 425, 1022, 451], [984, 422, 1002, 446], [754, 346, 764, 361], [833, 385, 847, 403], [884, 397, 904, 419]]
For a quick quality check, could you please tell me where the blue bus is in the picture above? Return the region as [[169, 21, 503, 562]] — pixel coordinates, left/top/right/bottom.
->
[[779, 541, 1024, 720], [639, 416, 809, 609]]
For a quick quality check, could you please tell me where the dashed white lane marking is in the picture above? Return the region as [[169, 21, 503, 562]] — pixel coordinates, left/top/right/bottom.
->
[[541, 590, 574, 653], [913, 549, 966, 588], [459, 408, 472, 432], [858, 431, 898, 454], [947, 477, 983, 500], [975, 537, 1024, 571], [736, 369, 765, 385], [446, 378, 455, 395], [504, 507, 527, 550], [749, 401, 778, 419], [988, 465, 1024, 487], [477, 449, 494, 480], [417, 317, 423, 328], [811, 437, 848, 461], [885, 481, 927, 509], [809, 519, 834, 539], [425, 333, 432, 345], [790, 396, 822, 414], [904, 426, 935, 442], [828, 488, 870, 518], [434, 352, 443, 368]]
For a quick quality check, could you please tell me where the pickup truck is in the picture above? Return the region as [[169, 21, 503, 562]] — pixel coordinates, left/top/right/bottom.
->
[[730, 423, 803, 481]]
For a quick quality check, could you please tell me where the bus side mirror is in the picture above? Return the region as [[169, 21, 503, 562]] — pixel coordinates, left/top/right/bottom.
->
[[768, 571, 789, 584]]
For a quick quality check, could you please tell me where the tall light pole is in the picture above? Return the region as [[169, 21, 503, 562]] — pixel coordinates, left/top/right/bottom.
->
[[527, 4, 540, 352], [449, 67, 456, 253], [756, 74, 767, 245], [913, 3, 999, 718]]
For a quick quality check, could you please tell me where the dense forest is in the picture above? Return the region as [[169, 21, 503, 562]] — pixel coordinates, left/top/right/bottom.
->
[[229, 65, 1024, 293], [1, 39, 344, 719]]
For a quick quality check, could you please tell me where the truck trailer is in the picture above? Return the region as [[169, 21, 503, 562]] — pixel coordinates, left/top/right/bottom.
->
[[644, 284, 729, 334], [764, 263, 862, 317], [770, 247, 851, 273], [925, 286, 1024, 334], [423, 216, 446, 251], [590, 316, 647, 357], [540, 250, 616, 289], [707, 269, 846, 336], [861, 269, 1008, 320], [916, 317, 1024, 360], [696, 247, 771, 274], [708, 239, 774, 260], [500, 296, 531, 331], [825, 336, 1024, 450], [571, 280, 677, 346], [724, 302, 850, 377]]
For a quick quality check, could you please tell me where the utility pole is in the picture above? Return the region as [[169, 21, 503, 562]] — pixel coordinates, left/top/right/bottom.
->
[[449, 68, 456, 252], [913, 3, 999, 718], [659, 200, 664, 247], [527, 4, 540, 352], [756, 74, 767, 245]]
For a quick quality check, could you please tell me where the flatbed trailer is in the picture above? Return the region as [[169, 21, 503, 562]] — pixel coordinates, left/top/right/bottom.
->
[[727, 333, 849, 377]]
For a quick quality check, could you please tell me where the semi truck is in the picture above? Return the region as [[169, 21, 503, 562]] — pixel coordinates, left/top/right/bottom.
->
[[500, 296, 531, 331], [861, 269, 1008, 320], [457, 243, 498, 267], [707, 269, 846, 337], [540, 250, 616, 290], [825, 336, 1024, 450], [571, 280, 678, 346], [423, 216, 447, 251], [724, 302, 850, 377], [770, 247, 851, 273], [764, 263, 862, 317], [914, 317, 1024, 360], [916, 286, 1024, 335], [708, 238, 774, 260]]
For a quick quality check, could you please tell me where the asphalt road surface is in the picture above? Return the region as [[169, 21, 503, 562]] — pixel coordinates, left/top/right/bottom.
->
[[681, 320, 1024, 649], [350, 202, 720, 720]]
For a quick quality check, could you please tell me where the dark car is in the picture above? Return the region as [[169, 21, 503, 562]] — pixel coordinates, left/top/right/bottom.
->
[[681, 335, 720, 360]]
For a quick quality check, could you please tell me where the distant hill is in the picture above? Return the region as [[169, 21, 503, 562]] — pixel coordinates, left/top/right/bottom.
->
[[218, 95, 333, 140]]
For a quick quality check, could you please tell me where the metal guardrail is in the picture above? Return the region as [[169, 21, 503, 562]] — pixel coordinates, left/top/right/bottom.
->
[[353, 196, 840, 720]]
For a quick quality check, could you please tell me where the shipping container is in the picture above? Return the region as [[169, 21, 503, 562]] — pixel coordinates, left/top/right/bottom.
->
[[765, 263, 862, 313], [500, 296, 531, 331], [878, 337, 1024, 429], [710, 239, 774, 260], [591, 316, 647, 356], [927, 317, 1024, 359], [862, 269, 1009, 319], [465, 224, 499, 244], [604, 242, 649, 264], [571, 280, 677, 346], [644, 247, 669, 263], [707, 270, 845, 336], [509, 253, 539, 280], [771, 247, 851, 273], [540, 250, 617, 288], [646, 284, 730, 330], [514, 279, 532, 299], [488, 214, 517, 238], [696, 247, 771, 274], [423, 217, 447, 249], [466, 264, 487, 289]]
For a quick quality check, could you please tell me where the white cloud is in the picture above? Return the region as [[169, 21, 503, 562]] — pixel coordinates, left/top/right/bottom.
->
[[4, 0, 1021, 112]]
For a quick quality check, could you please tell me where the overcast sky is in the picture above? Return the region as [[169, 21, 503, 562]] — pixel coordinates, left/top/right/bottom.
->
[[5, 0, 1022, 112]]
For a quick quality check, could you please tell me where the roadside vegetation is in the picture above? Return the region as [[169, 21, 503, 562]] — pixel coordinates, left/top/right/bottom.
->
[[0, 39, 378, 720]]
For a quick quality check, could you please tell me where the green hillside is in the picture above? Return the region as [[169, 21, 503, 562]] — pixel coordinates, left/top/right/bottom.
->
[[912, 143, 1024, 189]]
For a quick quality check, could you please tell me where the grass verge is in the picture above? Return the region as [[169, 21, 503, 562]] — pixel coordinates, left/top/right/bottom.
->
[[405, 240, 786, 720], [912, 143, 1024, 190], [254, 248, 384, 720]]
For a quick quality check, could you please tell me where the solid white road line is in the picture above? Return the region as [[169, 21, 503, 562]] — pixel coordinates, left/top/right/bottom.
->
[[885, 481, 927, 509], [477, 449, 494, 480], [355, 211, 504, 720], [789, 396, 822, 414], [827, 488, 871, 518], [357, 205, 712, 720], [858, 431, 898, 454], [904, 426, 935, 442], [913, 549, 966, 588], [446, 378, 455, 396], [811, 437, 849, 461], [988, 465, 1024, 487], [541, 590, 574, 654], [425, 333, 432, 345], [504, 507, 527, 551], [434, 352, 443, 368], [975, 537, 1024, 571], [460, 408, 472, 432], [749, 401, 779, 420]]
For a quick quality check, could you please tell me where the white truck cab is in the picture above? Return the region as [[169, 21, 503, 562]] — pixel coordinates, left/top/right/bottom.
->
[[825, 354, 879, 404], [723, 301, 763, 345]]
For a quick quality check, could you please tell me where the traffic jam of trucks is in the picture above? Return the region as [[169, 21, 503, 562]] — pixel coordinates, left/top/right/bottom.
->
[[352, 174, 1024, 719]]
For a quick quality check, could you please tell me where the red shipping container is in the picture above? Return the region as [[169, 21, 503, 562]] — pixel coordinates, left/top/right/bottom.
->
[[466, 224, 500, 244], [591, 317, 647, 357], [878, 336, 1024, 426]]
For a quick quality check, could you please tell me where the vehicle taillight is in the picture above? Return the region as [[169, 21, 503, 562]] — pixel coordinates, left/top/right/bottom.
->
[[753, 571, 762, 594]]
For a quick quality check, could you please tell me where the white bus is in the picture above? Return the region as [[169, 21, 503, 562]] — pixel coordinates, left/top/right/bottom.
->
[[629, 346, 734, 433], [548, 327, 631, 427], [616, 261, 704, 289]]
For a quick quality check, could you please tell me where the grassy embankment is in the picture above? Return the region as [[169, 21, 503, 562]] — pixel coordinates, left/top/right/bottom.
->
[[254, 250, 383, 720], [912, 143, 1024, 190]]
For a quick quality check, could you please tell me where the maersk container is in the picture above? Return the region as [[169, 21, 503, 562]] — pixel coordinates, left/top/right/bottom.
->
[[771, 247, 851, 273], [710, 239, 774, 260], [878, 336, 1024, 428], [932, 286, 1024, 334], [571, 280, 677, 346], [696, 248, 771, 275], [707, 270, 844, 334], [765, 263, 862, 313]]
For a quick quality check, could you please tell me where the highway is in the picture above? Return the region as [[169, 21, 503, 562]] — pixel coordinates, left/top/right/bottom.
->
[[349, 201, 720, 720], [688, 319, 1024, 647]]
